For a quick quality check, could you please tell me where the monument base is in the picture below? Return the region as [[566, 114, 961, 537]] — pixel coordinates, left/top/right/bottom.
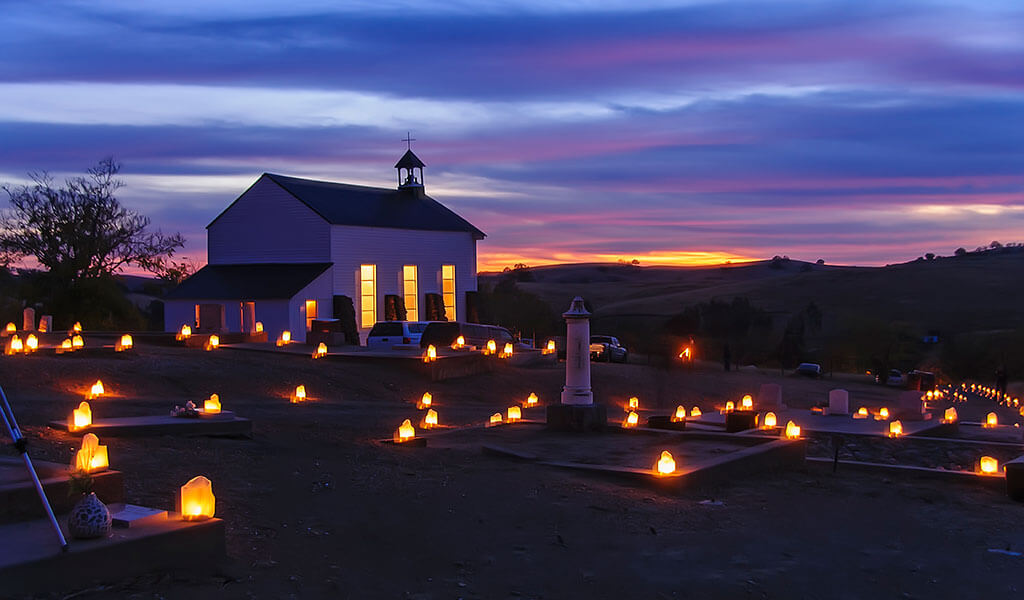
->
[[1005, 456, 1024, 502], [546, 404, 607, 432], [725, 411, 758, 432]]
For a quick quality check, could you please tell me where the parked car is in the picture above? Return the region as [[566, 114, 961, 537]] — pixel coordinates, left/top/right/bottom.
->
[[418, 321, 515, 349], [365, 321, 432, 349], [589, 335, 628, 363], [876, 369, 904, 386], [795, 362, 822, 378]]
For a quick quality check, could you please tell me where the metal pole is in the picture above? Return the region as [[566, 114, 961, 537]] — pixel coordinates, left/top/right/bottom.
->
[[0, 386, 68, 551]]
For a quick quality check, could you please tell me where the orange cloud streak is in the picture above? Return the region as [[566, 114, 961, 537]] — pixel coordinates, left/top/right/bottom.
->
[[478, 249, 759, 272]]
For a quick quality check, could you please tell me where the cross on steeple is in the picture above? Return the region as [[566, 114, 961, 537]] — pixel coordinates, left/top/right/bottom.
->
[[402, 132, 416, 150]]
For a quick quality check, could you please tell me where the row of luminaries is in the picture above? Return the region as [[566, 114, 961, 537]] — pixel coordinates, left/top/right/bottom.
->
[[388, 387, 1005, 476], [3, 321, 135, 355]]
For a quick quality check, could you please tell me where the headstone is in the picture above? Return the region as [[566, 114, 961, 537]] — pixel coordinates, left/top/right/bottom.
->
[[560, 297, 592, 406], [22, 307, 35, 331], [38, 315, 53, 333], [757, 383, 783, 409], [896, 390, 929, 421], [828, 389, 849, 415], [548, 296, 605, 431]]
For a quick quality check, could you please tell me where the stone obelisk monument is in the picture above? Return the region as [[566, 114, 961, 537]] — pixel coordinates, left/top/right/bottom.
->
[[547, 296, 607, 431]]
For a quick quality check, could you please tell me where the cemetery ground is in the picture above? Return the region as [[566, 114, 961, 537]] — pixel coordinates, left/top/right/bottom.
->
[[2, 345, 1023, 599]]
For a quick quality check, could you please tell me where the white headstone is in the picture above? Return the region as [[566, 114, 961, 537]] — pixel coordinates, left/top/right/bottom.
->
[[560, 297, 593, 405], [38, 315, 53, 333], [22, 307, 35, 331], [757, 383, 783, 409], [897, 391, 928, 420], [828, 389, 849, 415]]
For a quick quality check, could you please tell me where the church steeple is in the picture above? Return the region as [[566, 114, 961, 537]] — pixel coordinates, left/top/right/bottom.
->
[[395, 132, 425, 193]]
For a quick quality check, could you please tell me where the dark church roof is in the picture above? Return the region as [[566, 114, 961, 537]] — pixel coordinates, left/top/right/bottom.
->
[[165, 263, 332, 300], [208, 173, 484, 239], [394, 149, 425, 169]]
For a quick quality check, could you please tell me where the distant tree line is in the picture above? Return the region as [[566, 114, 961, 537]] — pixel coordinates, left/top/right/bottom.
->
[[914, 241, 1023, 262]]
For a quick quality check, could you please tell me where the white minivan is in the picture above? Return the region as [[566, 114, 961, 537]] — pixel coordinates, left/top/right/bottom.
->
[[365, 321, 432, 349]]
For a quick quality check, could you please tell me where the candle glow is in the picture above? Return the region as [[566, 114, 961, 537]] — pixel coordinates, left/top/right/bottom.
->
[[180, 475, 215, 521], [394, 418, 415, 442], [656, 450, 676, 475]]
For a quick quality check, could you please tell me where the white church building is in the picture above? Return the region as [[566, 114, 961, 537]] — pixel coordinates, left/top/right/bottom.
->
[[164, 150, 485, 343]]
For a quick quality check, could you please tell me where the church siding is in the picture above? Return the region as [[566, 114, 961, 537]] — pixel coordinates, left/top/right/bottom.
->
[[329, 224, 477, 336], [207, 177, 331, 265]]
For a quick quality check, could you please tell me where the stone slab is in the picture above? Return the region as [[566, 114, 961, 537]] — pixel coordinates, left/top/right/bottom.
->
[[427, 423, 805, 493], [110, 504, 169, 528], [48, 415, 252, 438], [0, 514, 225, 596], [0, 458, 123, 523], [696, 408, 945, 438], [481, 430, 804, 493], [806, 457, 1006, 490]]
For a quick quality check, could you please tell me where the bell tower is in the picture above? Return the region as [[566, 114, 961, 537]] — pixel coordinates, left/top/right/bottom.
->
[[395, 132, 425, 193]]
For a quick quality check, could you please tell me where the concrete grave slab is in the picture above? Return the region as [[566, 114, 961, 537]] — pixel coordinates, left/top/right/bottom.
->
[[0, 513, 225, 596], [0, 458, 123, 523], [694, 408, 946, 438], [49, 413, 252, 438], [416, 423, 806, 493]]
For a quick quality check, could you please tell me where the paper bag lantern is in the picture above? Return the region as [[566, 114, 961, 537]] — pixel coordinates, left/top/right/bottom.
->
[[179, 476, 215, 521], [394, 419, 415, 442], [418, 392, 432, 409], [423, 409, 439, 428], [116, 334, 133, 351], [656, 450, 676, 475], [71, 401, 92, 431]]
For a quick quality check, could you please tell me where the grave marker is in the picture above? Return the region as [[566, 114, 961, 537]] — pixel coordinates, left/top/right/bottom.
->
[[828, 389, 849, 415], [757, 383, 784, 409]]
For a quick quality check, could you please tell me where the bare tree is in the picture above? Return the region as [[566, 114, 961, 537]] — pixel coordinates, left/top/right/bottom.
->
[[0, 158, 184, 285]]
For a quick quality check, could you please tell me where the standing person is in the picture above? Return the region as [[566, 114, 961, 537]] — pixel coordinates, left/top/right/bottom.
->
[[996, 367, 1008, 401], [723, 343, 732, 372]]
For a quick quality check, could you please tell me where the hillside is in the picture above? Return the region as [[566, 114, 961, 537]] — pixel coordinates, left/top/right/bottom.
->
[[484, 252, 1024, 336], [480, 251, 1024, 376]]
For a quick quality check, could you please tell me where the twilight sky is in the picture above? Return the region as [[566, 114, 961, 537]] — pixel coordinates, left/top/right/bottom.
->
[[2, 0, 1023, 271]]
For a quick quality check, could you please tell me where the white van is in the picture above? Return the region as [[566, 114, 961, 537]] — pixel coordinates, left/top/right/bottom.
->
[[365, 321, 433, 349]]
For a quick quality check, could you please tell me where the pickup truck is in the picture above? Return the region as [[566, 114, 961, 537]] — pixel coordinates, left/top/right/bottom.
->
[[589, 335, 629, 363]]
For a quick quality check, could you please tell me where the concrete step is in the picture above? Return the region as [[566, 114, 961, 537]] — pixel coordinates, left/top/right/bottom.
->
[[0, 512, 226, 596]]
